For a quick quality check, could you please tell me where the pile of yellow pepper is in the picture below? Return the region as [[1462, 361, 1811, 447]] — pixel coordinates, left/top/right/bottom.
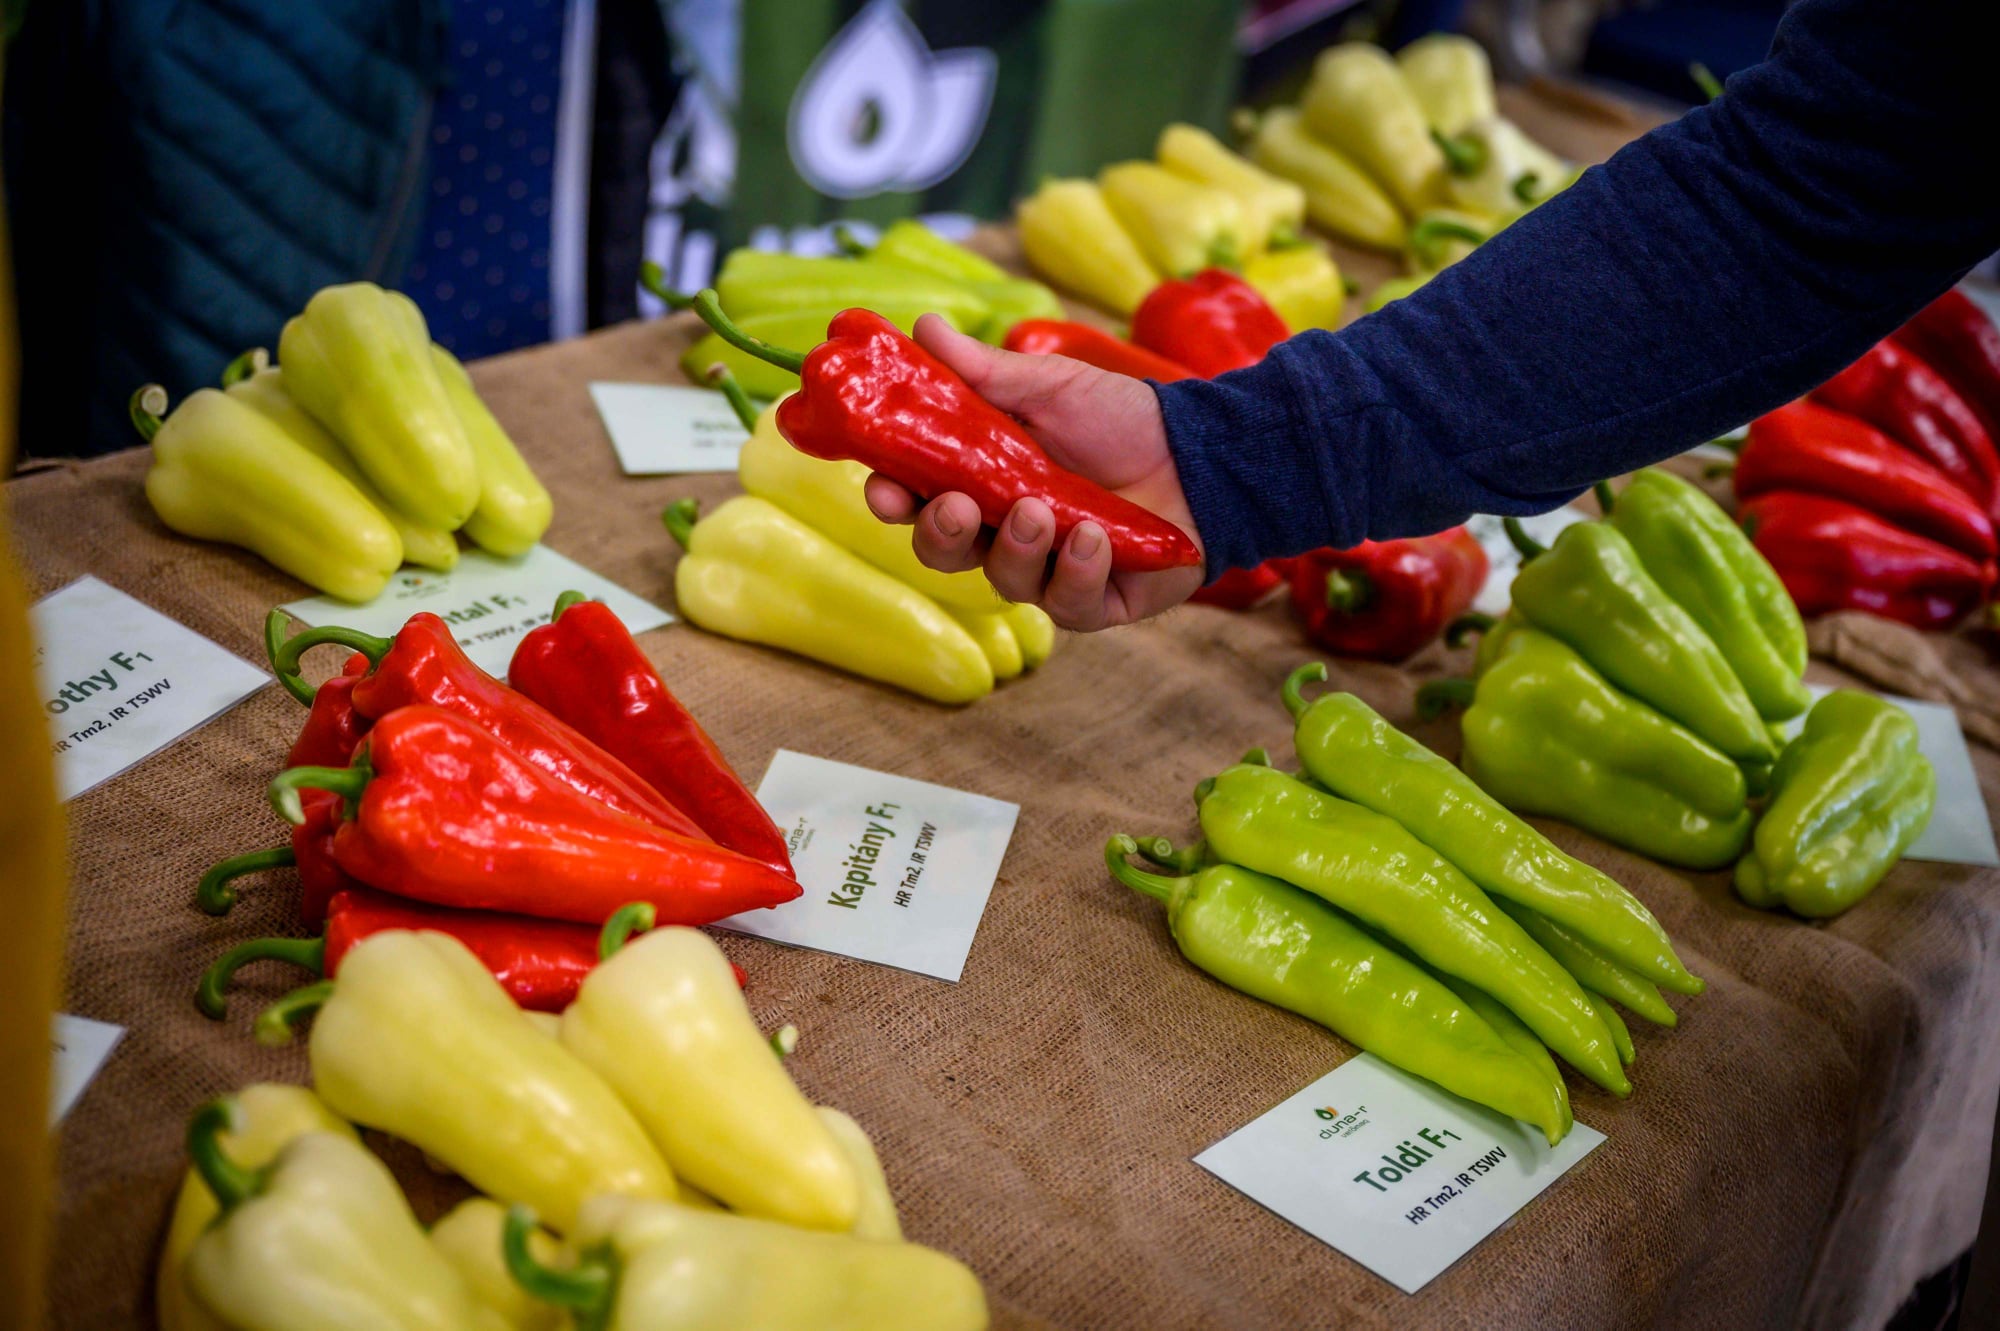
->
[[158, 911, 988, 1330], [137, 282, 554, 603]]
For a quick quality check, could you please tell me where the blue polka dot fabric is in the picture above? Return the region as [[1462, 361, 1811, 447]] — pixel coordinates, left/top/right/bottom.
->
[[405, 0, 564, 359]]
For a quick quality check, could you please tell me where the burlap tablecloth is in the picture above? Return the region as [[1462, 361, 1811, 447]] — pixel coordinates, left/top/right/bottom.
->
[[18, 86, 2000, 1331]]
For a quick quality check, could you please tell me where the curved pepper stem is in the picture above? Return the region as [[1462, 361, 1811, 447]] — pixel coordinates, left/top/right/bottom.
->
[[187, 1098, 266, 1213], [552, 590, 591, 619], [662, 498, 701, 550], [1323, 567, 1374, 614], [129, 385, 169, 442], [1239, 747, 1271, 766], [1136, 835, 1207, 875], [197, 935, 327, 1020], [1430, 127, 1486, 177], [1409, 216, 1488, 270], [638, 260, 693, 311], [1414, 677, 1477, 721], [265, 609, 316, 705], [1594, 480, 1617, 513], [1444, 612, 1497, 648], [270, 622, 394, 703], [1283, 661, 1329, 719], [1512, 172, 1545, 205], [706, 364, 761, 432], [1192, 776, 1217, 808], [1105, 835, 1185, 904], [196, 844, 297, 916], [1689, 61, 1724, 104], [504, 1206, 614, 1312], [598, 902, 657, 960], [268, 759, 370, 826], [1502, 517, 1546, 561], [254, 980, 335, 1047], [831, 224, 871, 258], [690, 289, 807, 375], [769, 1025, 800, 1058], [220, 348, 269, 388]]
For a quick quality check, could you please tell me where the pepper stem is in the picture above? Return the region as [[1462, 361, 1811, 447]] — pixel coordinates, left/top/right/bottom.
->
[[1193, 776, 1217, 807], [1689, 61, 1724, 103], [1502, 517, 1546, 560], [1283, 661, 1328, 719], [638, 261, 693, 310], [270, 623, 393, 702], [196, 845, 297, 916], [706, 364, 761, 432], [769, 1025, 800, 1058], [1414, 677, 1477, 721], [254, 980, 335, 1046], [268, 759, 370, 826], [1594, 480, 1617, 513], [264, 609, 316, 704], [504, 1206, 613, 1311], [1205, 237, 1240, 271], [690, 289, 807, 374], [187, 1098, 266, 1213], [662, 498, 700, 550], [1512, 172, 1545, 205], [1268, 224, 1304, 251], [831, 224, 870, 258], [1240, 747, 1271, 766], [1136, 836, 1207, 874], [1430, 128, 1486, 177], [1444, 612, 1497, 648], [1409, 216, 1488, 270], [220, 348, 269, 388], [552, 590, 590, 618], [129, 385, 169, 442], [1703, 459, 1738, 480], [598, 902, 657, 960], [1105, 835, 1186, 905], [1323, 568, 1373, 614], [197, 935, 327, 1020]]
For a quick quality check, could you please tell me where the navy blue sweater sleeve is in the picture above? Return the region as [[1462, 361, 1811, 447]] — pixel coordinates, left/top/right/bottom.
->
[[1160, 0, 2000, 574]]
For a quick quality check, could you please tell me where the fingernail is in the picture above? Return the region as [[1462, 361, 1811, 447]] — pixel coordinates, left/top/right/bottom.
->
[[1010, 507, 1043, 544], [934, 504, 964, 538], [1070, 522, 1103, 560]]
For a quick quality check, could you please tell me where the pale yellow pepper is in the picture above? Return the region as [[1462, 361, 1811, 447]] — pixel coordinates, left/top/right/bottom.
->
[[1301, 43, 1449, 217], [430, 342, 553, 558], [1098, 160, 1245, 275], [430, 1198, 571, 1331], [1396, 33, 1497, 137], [1243, 245, 1347, 332], [1243, 108, 1407, 252], [950, 607, 1024, 680], [1005, 603, 1056, 669], [1017, 178, 1160, 315], [817, 1107, 903, 1242], [1442, 117, 1579, 219], [1156, 123, 1306, 257]]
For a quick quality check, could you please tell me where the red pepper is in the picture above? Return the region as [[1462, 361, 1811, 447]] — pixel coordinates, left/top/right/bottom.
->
[[1001, 320, 1195, 382], [1129, 270, 1289, 377], [690, 294, 1201, 573], [268, 706, 802, 927], [284, 650, 372, 769], [1188, 562, 1287, 609], [269, 611, 712, 843], [1285, 527, 1489, 660], [1739, 491, 1995, 630], [1812, 339, 2000, 520], [1738, 400, 1998, 560], [1892, 290, 2000, 462], [509, 593, 794, 878]]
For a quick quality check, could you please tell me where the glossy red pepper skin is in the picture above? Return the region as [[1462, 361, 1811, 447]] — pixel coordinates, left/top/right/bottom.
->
[[276, 706, 801, 928], [1129, 270, 1289, 377], [292, 795, 363, 929], [1188, 562, 1286, 609], [509, 597, 794, 878], [323, 887, 602, 1011], [775, 309, 1201, 572], [1286, 527, 1489, 660], [1893, 291, 2000, 459], [1813, 339, 2000, 520], [1740, 491, 1995, 630], [285, 653, 372, 770], [1740, 401, 1998, 560], [1001, 320, 1195, 382]]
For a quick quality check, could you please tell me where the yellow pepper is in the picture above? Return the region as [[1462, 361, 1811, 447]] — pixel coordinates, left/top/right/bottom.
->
[[182, 1098, 483, 1330], [256, 930, 675, 1233], [430, 1198, 569, 1331], [1156, 123, 1306, 257], [157, 1085, 357, 1331], [278, 282, 480, 529], [1098, 160, 1245, 275], [665, 496, 994, 705], [503, 1195, 990, 1331], [1017, 178, 1160, 316], [430, 343, 553, 558], [1396, 33, 1497, 137], [134, 384, 405, 603], [1301, 43, 1449, 217], [1441, 116, 1579, 219], [1242, 108, 1407, 253], [1243, 245, 1346, 332], [1005, 603, 1056, 669], [220, 350, 459, 572], [561, 911, 860, 1230], [856, 221, 1066, 343], [949, 606, 1025, 680], [817, 1107, 903, 1242]]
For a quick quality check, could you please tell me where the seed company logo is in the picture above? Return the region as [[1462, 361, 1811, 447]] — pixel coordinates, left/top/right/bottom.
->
[[1314, 1104, 1370, 1140]]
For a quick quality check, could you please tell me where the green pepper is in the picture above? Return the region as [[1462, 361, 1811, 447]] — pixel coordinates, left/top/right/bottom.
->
[[1425, 627, 1752, 869], [1506, 518, 1776, 764], [1735, 691, 1936, 918], [1194, 764, 1628, 1096], [712, 251, 991, 329], [1430, 972, 1571, 1137], [1491, 898, 1678, 1027], [1585, 992, 1635, 1066], [1283, 666, 1701, 995], [1105, 837, 1570, 1143], [1601, 470, 1809, 722]]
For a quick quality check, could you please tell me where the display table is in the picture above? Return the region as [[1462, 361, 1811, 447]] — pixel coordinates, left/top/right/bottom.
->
[[17, 86, 2000, 1331]]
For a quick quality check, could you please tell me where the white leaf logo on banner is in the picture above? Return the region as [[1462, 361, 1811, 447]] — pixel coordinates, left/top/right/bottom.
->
[[787, 0, 996, 199]]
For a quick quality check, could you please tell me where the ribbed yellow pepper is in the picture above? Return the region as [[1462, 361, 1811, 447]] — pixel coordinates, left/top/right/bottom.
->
[[1301, 44, 1449, 217], [136, 385, 405, 603], [1243, 245, 1347, 332], [1017, 178, 1160, 316], [430, 1198, 569, 1331], [1005, 603, 1056, 669], [860, 221, 1066, 343], [256, 930, 675, 1233], [816, 1107, 903, 1242], [278, 282, 480, 529], [431, 344, 553, 558], [1243, 108, 1407, 253], [504, 1195, 990, 1331], [665, 496, 994, 704], [1156, 123, 1306, 258], [1098, 160, 1245, 275], [950, 606, 1024, 680], [1396, 33, 1497, 137], [561, 915, 860, 1230]]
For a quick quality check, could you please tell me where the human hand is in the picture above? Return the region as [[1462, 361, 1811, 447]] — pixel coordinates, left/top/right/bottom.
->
[[862, 315, 1206, 631]]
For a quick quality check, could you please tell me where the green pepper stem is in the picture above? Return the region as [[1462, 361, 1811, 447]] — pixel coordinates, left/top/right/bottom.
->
[[1502, 517, 1546, 560], [1512, 172, 1544, 205], [662, 498, 700, 550], [1239, 747, 1271, 766], [1136, 836, 1207, 874], [1409, 216, 1488, 270], [1444, 612, 1497, 648], [598, 902, 657, 960], [638, 261, 693, 310], [769, 1024, 799, 1058], [1323, 567, 1373, 614], [1192, 776, 1216, 808], [1342, 276, 1361, 297], [1704, 459, 1737, 480], [504, 1206, 613, 1310], [1283, 661, 1329, 719], [706, 364, 761, 432], [831, 224, 870, 258], [1204, 237, 1240, 272], [270, 622, 393, 702], [268, 760, 369, 826], [129, 385, 169, 442], [1594, 480, 1617, 513], [254, 980, 335, 1046], [1739, 511, 1760, 541], [1105, 835, 1185, 905], [1268, 224, 1304, 251], [220, 348, 269, 388], [552, 590, 590, 618], [1430, 127, 1486, 177], [1689, 62, 1724, 103], [197, 935, 327, 1020], [264, 609, 316, 704], [691, 289, 807, 375], [187, 1098, 266, 1213], [1414, 677, 1477, 721], [197, 845, 296, 916]]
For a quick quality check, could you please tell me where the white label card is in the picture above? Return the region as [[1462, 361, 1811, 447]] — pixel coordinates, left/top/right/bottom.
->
[[1466, 507, 1589, 618], [50, 1014, 123, 1125], [590, 382, 750, 475], [1195, 1053, 1603, 1294], [713, 750, 1019, 982], [32, 577, 268, 801], [280, 546, 672, 677]]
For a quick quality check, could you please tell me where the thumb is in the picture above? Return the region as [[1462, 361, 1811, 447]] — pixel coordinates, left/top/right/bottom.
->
[[914, 312, 1085, 419]]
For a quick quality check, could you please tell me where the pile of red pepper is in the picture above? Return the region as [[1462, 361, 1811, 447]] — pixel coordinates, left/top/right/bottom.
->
[[1732, 291, 2000, 630], [195, 597, 796, 1017]]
